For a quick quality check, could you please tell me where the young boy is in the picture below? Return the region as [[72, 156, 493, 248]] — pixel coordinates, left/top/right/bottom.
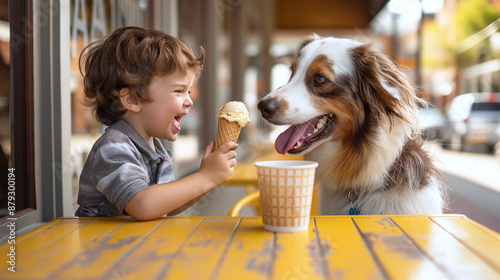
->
[[75, 26, 238, 221]]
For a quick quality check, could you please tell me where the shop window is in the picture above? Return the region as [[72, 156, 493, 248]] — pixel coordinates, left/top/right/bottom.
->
[[0, 0, 36, 221]]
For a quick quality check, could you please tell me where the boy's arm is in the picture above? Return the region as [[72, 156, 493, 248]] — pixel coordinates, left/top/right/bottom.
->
[[124, 172, 214, 220], [124, 142, 237, 221], [166, 192, 207, 216]]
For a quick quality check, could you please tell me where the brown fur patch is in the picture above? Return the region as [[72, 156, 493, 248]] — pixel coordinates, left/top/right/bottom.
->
[[349, 44, 420, 126], [320, 131, 376, 190], [384, 137, 443, 191], [276, 99, 289, 118], [290, 35, 319, 80], [305, 54, 336, 96], [309, 90, 375, 189]]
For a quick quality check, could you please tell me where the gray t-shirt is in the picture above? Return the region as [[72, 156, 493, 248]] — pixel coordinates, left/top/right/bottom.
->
[[75, 119, 175, 217]]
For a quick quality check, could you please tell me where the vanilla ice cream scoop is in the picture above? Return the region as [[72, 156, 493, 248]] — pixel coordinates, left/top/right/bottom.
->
[[216, 101, 251, 127]]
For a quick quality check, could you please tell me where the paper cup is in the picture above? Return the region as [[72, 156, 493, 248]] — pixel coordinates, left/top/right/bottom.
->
[[255, 160, 318, 232]]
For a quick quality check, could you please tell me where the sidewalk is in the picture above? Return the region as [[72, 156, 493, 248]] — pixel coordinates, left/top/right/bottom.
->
[[426, 143, 500, 193], [444, 172, 500, 233], [425, 143, 500, 233]]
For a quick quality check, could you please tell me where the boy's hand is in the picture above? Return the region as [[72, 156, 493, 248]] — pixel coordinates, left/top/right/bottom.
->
[[199, 141, 238, 186]]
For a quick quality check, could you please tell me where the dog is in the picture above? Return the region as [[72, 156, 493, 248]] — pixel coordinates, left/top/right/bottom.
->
[[258, 35, 447, 215]]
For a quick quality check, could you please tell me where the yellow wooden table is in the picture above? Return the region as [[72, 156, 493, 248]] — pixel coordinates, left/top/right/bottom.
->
[[1, 215, 499, 279], [221, 153, 302, 187], [221, 161, 259, 187]]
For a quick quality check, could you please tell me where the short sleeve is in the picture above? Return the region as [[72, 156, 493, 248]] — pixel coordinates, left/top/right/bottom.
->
[[89, 135, 150, 214]]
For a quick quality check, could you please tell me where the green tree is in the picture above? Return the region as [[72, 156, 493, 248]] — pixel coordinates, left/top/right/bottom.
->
[[454, 0, 500, 42], [453, 0, 500, 67]]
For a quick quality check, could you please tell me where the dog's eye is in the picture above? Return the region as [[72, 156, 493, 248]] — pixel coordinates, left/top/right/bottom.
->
[[314, 75, 326, 84]]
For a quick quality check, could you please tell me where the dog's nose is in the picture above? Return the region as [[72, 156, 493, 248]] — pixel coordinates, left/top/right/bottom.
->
[[258, 99, 279, 118]]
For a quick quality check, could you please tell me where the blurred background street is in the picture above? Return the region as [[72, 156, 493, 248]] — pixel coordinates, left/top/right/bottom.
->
[[426, 142, 500, 232]]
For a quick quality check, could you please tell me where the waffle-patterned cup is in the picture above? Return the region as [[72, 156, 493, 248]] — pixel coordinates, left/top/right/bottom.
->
[[255, 160, 318, 232]]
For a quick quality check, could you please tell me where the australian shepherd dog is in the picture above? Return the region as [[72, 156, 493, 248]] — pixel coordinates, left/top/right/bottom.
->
[[258, 35, 447, 215]]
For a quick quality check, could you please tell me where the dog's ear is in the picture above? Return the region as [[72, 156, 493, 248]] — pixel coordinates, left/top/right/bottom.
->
[[350, 45, 401, 103], [351, 44, 417, 123], [351, 44, 411, 99], [372, 47, 412, 105], [379, 77, 401, 100]]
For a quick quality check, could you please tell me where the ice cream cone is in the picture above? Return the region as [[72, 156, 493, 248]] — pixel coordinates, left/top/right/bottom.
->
[[214, 101, 250, 150], [214, 118, 242, 150]]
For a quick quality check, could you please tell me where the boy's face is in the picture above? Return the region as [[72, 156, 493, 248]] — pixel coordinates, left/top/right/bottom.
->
[[138, 69, 195, 142]]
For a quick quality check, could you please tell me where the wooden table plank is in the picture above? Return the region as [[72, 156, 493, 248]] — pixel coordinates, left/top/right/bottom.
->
[[393, 216, 500, 278], [215, 218, 274, 279], [431, 216, 500, 274], [271, 219, 326, 280], [164, 218, 240, 279], [353, 216, 449, 279], [110, 217, 203, 280], [1, 217, 130, 279], [0, 218, 87, 266], [2, 215, 499, 280], [54, 218, 163, 279], [314, 216, 385, 279]]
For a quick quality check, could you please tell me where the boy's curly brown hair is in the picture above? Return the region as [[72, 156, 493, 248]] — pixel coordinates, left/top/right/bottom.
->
[[79, 26, 205, 126]]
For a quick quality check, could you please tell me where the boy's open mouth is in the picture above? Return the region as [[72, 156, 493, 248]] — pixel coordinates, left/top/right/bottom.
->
[[173, 115, 183, 130]]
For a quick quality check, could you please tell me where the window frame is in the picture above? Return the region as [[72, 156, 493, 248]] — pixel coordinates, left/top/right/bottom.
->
[[0, 0, 36, 226]]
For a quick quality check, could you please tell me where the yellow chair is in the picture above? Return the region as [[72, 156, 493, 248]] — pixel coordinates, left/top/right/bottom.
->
[[228, 191, 260, 217]]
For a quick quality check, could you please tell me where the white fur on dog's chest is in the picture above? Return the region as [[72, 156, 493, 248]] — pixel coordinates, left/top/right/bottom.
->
[[318, 184, 444, 215]]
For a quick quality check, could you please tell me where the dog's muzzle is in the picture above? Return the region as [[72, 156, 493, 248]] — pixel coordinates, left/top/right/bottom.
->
[[258, 97, 336, 155]]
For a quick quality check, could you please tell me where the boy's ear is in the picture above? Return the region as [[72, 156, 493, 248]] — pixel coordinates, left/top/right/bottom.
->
[[119, 88, 141, 113]]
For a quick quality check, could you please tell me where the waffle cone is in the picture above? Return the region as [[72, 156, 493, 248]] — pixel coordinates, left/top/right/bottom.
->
[[214, 118, 241, 150]]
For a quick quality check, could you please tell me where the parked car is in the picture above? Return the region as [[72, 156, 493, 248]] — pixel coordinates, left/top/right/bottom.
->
[[442, 92, 500, 152], [418, 106, 446, 141]]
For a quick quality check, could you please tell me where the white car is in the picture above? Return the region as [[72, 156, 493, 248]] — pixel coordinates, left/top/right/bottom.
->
[[442, 93, 500, 152]]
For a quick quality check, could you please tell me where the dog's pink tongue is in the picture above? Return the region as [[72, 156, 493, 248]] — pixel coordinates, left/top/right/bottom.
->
[[275, 125, 307, 154]]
